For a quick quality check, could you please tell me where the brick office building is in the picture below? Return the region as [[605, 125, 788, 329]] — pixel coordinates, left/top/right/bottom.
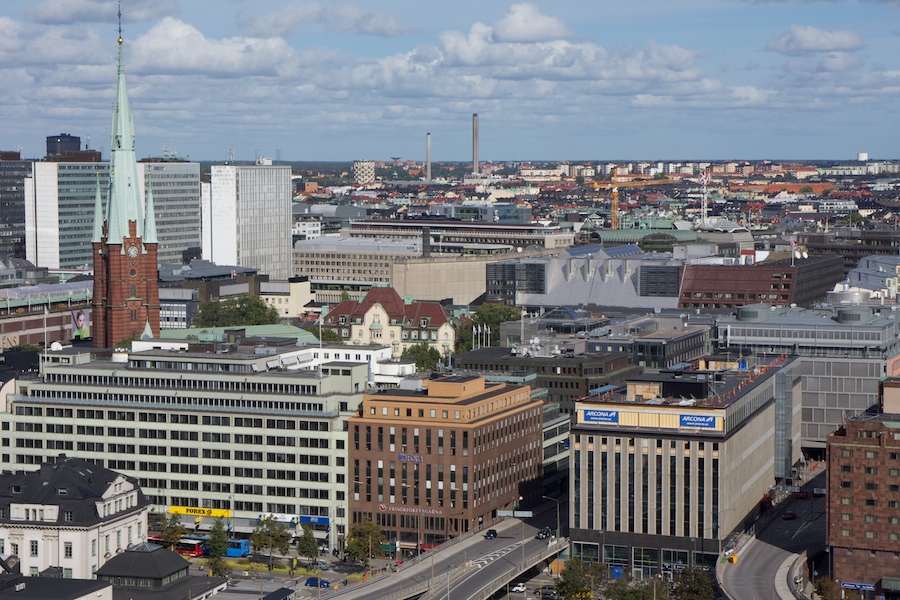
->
[[348, 375, 543, 551], [826, 378, 900, 596]]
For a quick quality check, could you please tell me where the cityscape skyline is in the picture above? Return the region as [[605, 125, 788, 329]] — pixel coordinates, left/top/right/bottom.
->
[[0, 0, 898, 162]]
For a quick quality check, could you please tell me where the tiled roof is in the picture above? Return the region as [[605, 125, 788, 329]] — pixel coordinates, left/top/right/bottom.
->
[[0, 455, 147, 527], [325, 287, 451, 328]]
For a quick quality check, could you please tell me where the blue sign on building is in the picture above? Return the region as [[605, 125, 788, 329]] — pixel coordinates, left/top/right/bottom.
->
[[299, 515, 330, 525], [610, 565, 625, 579], [841, 582, 875, 592], [680, 414, 716, 429], [583, 409, 619, 424]]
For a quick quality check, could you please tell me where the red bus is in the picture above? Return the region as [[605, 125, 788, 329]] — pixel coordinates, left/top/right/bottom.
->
[[147, 534, 164, 545], [174, 538, 206, 557]]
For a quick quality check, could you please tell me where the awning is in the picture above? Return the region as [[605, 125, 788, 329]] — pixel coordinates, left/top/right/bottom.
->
[[882, 576, 900, 591]]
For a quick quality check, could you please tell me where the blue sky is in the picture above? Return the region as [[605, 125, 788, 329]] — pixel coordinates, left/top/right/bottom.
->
[[1, 0, 898, 162]]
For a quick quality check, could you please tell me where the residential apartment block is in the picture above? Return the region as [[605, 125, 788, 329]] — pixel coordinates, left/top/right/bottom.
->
[[825, 378, 900, 595]]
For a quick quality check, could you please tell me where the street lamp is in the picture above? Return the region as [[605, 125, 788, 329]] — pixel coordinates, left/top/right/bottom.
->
[[542, 495, 561, 540], [447, 564, 455, 600], [228, 495, 234, 536]]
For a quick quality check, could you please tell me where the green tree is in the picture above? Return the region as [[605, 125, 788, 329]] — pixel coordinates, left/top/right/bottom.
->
[[344, 519, 387, 564], [195, 294, 279, 327], [603, 576, 652, 600], [160, 514, 186, 550], [557, 559, 592, 599], [401, 343, 442, 371], [206, 518, 228, 560], [312, 325, 343, 343], [296, 525, 319, 566], [206, 556, 230, 577], [670, 567, 714, 600], [250, 516, 292, 571], [472, 303, 522, 347]]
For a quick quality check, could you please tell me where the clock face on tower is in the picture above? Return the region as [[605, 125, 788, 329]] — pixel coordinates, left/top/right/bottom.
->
[[127, 244, 140, 259]]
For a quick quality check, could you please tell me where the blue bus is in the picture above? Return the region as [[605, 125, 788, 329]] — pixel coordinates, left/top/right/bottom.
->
[[226, 539, 251, 558]]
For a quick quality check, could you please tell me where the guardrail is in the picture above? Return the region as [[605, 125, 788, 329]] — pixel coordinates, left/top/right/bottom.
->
[[788, 551, 809, 600], [419, 538, 568, 600], [320, 517, 505, 600]]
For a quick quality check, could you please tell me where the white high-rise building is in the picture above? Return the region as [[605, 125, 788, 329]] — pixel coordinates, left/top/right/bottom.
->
[[202, 164, 292, 279], [24, 161, 200, 270]]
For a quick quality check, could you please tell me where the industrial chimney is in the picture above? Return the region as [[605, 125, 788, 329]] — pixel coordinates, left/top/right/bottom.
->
[[426, 132, 431, 181], [472, 113, 479, 176]]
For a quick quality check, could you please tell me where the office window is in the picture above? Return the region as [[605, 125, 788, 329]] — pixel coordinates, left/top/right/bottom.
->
[[841, 498, 852, 505], [63, 568, 72, 579], [841, 513, 851, 521], [64, 542, 73, 558], [92, 540, 96, 557], [30, 540, 38, 557]]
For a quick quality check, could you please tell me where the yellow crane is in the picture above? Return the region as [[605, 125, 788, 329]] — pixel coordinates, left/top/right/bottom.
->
[[610, 186, 619, 230]]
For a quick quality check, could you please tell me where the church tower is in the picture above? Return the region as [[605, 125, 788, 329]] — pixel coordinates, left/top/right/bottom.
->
[[91, 1, 160, 348]]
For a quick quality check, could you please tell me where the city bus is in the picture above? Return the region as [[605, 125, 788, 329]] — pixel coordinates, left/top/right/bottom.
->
[[226, 539, 251, 558], [147, 534, 165, 545], [174, 538, 207, 557]]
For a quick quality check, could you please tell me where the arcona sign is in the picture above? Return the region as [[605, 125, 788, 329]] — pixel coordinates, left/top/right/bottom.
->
[[679, 414, 716, 429], [398, 453, 424, 463], [841, 582, 875, 591], [169, 506, 231, 518], [583, 409, 619, 424]]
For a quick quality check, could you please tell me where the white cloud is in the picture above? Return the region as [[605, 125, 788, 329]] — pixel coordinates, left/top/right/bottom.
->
[[25, 0, 177, 24], [129, 18, 296, 77], [817, 52, 863, 72], [245, 3, 413, 38], [491, 3, 574, 43], [765, 25, 865, 55]]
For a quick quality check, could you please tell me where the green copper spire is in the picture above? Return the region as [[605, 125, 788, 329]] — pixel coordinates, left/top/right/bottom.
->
[[106, 1, 146, 246]]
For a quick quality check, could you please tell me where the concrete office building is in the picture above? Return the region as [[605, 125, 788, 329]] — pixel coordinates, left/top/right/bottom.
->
[[23, 161, 200, 270], [570, 357, 802, 577], [825, 378, 900, 595], [348, 375, 544, 550], [203, 164, 292, 279], [716, 304, 900, 450], [454, 345, 641, 415], [0, 454, 149, 579], [0, 339, 374, 552], [136, 162, 201, 266], [0, 158, 31, 263]]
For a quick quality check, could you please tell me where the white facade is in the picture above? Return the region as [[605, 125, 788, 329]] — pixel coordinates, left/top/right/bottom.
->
[[204, 165, 292, 279], [352, 160, 376, 184], [25, 161, 200, 270], [0, 466, 148, 580]]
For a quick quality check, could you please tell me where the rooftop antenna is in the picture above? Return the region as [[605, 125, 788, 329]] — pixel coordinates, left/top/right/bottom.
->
[[227, 148, 235, 163]]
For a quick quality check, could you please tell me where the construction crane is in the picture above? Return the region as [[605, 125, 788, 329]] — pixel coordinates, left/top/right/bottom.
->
[[610, 186, 620, 230]]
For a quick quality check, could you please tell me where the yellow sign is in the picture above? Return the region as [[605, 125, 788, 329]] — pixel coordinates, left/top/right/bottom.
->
[[168, 506, 231, 518]]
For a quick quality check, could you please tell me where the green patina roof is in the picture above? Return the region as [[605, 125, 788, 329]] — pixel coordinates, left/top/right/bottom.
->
[[592, 230, 698, 244], [161, 323, 318, 344]]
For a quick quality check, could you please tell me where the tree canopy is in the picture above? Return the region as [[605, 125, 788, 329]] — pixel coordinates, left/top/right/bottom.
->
[[401, 343, 442, 371], [250, 516, 292, 571], [312, 324, 343, 343], [205, 518, 230, 576], [160, 514, 186, 550], [296, 525, 319, 566], [456, 303, 522, 352], [344, 519, 387, 563], [195, 294, 279, 327], [670, 567, 715, 600]]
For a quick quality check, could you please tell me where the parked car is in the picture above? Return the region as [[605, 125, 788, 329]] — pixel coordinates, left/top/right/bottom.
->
[[536, 527, 553, 540], [512, 583, 527, 593], [305, 576, 331, 588], [535, 585, 559, 598], [782, 511, 797, 520], [484, 529, 498, 539], [795, 491, 808, 500]]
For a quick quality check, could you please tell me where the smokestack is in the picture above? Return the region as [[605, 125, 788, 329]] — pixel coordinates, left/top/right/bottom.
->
[[426, 133, 431, 181], [472, 113, 479, 176]]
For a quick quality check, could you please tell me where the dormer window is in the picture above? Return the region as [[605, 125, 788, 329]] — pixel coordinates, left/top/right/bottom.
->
[[338, 316, 346, 324], [420, 318, 428, 327], [58, 488, 67, 495], [11, 486, 20, 494]]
